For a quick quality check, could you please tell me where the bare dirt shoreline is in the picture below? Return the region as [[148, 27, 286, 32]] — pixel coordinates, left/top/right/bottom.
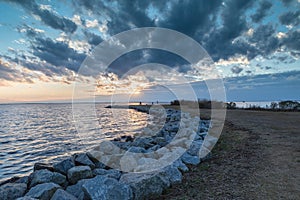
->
[[157, 109, 300, 200]]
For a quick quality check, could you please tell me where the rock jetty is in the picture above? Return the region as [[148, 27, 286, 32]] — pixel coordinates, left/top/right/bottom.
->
[[0, 106, 212, 200]]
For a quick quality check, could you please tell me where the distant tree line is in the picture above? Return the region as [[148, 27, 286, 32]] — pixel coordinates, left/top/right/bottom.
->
[[269, 100, 300, 111], [170, 99, 225, 109], [170, 100, 300, 111]]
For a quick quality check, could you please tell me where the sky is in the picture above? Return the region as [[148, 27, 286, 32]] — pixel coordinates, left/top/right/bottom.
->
[[0, 0, 299, 103]]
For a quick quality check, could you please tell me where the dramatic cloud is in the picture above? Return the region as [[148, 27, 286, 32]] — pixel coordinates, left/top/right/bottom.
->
[[1, 0, 300, 88], [279, 10, 300, 26], [108, 49, 189, 77], [83, 31, 103, 46], [251, 1, 272, 23], [203, 0, 256, 60], [282, 30, 300, 52], [7, 0, 77, 33], [0, 59, 34, 83], [159, 0, 222, 37], [72, 0, 155, 35], [281, 0, 295, 6], [31, 37, 86, 72], [12, 25, 87, 77], [96, 72, 152, 95], [249, 24, 279, 56]]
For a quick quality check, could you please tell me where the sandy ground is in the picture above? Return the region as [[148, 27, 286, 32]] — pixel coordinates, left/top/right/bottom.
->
[[156, 109, 300, 200]]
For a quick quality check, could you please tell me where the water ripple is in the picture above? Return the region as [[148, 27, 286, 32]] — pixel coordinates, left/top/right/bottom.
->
[[0, 103, 148, 182]]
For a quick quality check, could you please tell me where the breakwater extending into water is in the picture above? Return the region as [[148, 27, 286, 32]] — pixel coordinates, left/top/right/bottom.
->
[[0, 105, 212, 200]]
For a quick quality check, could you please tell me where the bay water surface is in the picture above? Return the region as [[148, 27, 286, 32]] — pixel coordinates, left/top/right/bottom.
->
[[0, 103, 148, 182]]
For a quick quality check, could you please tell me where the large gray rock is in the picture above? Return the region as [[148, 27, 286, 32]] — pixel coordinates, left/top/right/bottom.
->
[[29, 169, 67, 188], [0, 176, 21, 186], [147, 145, 160, 152], [50, 189, 77, 200], [181, 152, 201, 165], [119, 173, 169, 200], [153, 137, 167, 146], [25, 182, 60, 200], [82, 175, 132, 200], [66, 179, 88, 200], [74, 153, 95, 169], [131, 137, 154, 149], [53, 158, 75, 175], [158, 165, 182, 185], [15, 176, 29, 185], [67, 166, 93, 185], [92, 169, 121, 180], [34, 163, 54, 172], [128, 146, 147, 153], [87, 150, 102, 163], [96, 140, 120, 155], [16, 197, 38, 200], [172, 159, 189, 172], [94, 161, 107, 169], [187, 140, 203, 156], [0, 183, 27, 200]]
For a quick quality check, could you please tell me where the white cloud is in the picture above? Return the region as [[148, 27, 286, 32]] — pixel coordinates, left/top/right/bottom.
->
[[14, 39, 26, 44], [96, 72, 152, 95], [39, 4, 52, 11], [32, 14, 41, 21], [86, 19, 99, 28], [215, 55, 250, 66], [276, 32, 287, 39], [245, 28, 254, 37], [99, 21, 108, 33], [56, 32, 68, 42], [7, 47, 15, 52], [286, 25, 293, 30], [19, 27, 44, 33], [72, 15, 82, 26], [68, 40, 91, 53]]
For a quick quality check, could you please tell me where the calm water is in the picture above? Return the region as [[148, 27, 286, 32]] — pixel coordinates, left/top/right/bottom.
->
[[0, 103, 148, 182]]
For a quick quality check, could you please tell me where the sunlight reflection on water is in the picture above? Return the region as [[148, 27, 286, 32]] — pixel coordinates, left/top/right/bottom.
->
[[0, 103, 148, 182]]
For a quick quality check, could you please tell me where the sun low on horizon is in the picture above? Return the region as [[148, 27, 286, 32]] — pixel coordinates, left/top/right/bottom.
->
[[0, 0, 299, 103]]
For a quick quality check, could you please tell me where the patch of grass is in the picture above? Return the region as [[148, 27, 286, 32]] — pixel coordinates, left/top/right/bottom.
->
[[198, 163, 210, 171]]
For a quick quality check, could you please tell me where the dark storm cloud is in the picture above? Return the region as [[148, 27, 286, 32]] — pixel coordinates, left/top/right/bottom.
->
[[250, 24, 280, 56], [71, 0, 296, 64], [4, 0, 299, 83], [281, 0, 295, 6], [14, 24, 86, 75], [109, 1, 155, 33], [108, 49, 189, 76], [7, 0, 77, 33], [31, 37, 86, 72], [231, 66, 243, 74], [159, 0, 222, 37], [83, 31, 103, 46], [72, 0, 155, 35], [204, 0, 255, 60], [282, 30, 300, 51], [279, 11, 300, 26], [251, 1, 272, 23]]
